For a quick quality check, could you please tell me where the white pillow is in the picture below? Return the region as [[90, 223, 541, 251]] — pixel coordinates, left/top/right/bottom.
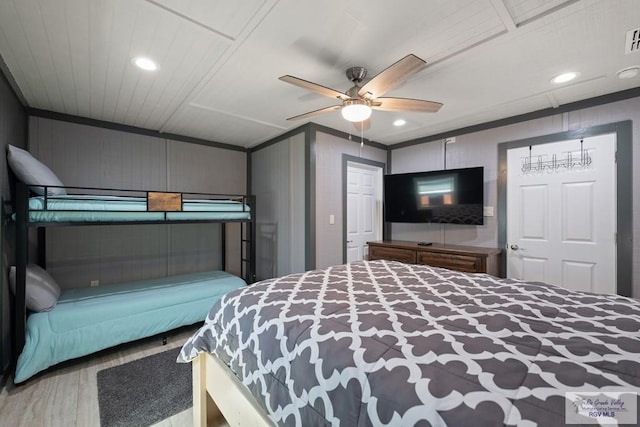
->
[[9, 264, 61, 312], [7, 145, 66, 195]]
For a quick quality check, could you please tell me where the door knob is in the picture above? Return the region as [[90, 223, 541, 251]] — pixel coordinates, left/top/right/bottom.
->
[[510, 244, 520, 250]]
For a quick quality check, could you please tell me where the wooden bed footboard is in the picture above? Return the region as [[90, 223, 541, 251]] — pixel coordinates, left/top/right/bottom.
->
[[192, 353, 274, 427]]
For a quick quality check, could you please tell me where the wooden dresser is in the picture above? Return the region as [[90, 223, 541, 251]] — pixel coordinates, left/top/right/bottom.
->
[[367, 240, 502, 277]]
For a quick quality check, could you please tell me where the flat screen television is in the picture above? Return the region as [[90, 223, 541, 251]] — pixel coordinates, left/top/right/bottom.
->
[[384, 167, 484, 225]]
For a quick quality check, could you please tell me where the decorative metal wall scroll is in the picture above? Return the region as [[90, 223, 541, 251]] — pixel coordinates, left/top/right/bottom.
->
[[521, 139, 592, 174]]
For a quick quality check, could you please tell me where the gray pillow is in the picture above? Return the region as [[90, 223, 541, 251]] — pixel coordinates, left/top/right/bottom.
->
[[7, 144, 66, 196], [9, 264, 61, 312]]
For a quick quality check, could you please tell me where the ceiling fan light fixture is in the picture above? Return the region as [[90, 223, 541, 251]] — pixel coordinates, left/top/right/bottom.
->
[[341, 99, 372, 122]]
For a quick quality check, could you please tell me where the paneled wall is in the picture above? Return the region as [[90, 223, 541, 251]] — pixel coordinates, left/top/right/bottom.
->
[[315, 131, 387, 269], [251, 132, 306, 280], [251, 127, 389, 277], [390, 97, 640, 298], [0, 69, 26, 375], [28, 117, 247, 289]]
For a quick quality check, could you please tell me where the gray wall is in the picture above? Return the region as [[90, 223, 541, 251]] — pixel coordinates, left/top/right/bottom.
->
[[390, 97, 640, 298], [315, 131, 387, 269], [251, 131, 306, 280], [29, 117, 247, 288], [250, 126, 389, 278], [0, 68, 27, 375]]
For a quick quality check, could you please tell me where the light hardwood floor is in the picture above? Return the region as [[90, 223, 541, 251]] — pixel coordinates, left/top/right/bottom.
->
[[0, 325, 199, 427]]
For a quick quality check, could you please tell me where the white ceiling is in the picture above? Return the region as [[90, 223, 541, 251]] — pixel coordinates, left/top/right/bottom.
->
[[0, 0, 638, 148]]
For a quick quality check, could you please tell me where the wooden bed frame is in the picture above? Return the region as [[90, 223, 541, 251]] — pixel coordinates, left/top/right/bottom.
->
[[192, 353, 274, 426]]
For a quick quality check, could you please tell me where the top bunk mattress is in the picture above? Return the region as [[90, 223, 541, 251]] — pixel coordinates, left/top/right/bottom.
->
[[24, 194, 251, 223]]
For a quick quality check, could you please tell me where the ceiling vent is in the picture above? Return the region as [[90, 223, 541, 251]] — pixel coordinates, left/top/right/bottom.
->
[[626, 27, 640, 54]]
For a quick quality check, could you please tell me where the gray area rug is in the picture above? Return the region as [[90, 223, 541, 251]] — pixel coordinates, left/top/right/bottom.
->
[[97, 347, 191, 427]]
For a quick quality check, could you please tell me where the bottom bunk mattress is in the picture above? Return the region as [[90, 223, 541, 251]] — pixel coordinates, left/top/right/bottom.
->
[[15, 269, 246, 383], [179, 260, 640, 426]]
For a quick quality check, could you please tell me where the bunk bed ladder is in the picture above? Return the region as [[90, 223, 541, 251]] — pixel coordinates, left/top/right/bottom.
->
[[241, 195, 256, 284]]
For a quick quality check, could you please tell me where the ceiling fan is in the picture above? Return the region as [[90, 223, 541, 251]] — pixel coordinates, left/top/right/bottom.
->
[[279, 54, 442, 129]]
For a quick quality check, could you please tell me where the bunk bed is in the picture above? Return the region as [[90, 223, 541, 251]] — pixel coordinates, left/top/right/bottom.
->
[[8, 146, 256, 383]]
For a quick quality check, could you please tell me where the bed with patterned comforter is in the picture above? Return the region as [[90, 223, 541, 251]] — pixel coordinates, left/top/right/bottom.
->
[[179, 260, 640, 426]]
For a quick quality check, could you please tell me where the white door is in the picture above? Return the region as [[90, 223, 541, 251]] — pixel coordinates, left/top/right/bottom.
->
[[346, 163, 383, 262], [506, 134, 616, 294]]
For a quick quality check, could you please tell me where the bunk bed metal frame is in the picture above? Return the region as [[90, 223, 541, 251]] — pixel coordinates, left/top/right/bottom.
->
[[11, 180, 256, 372]]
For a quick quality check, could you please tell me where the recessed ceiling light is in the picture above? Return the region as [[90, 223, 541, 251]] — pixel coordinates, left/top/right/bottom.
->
[[550, 72, 579, 84], [132, 56, 158, 71], [616, 66, 640, 79], [393, 119, 406, 126]]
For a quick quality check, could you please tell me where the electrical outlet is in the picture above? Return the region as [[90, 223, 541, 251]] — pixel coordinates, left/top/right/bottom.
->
[[483, 206, 494, 217], [90, 280, 100, 287]]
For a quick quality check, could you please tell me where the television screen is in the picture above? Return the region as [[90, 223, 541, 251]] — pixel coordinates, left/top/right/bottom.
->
[[384, 167, 484, 224]]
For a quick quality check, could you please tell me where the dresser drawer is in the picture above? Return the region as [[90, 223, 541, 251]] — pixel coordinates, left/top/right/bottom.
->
[[417, 251, 481, 273], [367, 241, 501, 276], [369, 245, 416, 264]]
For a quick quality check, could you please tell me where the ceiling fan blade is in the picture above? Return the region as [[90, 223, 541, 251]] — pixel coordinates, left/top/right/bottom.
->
[[286, 105, 342, 121], [279, 75, 348, 100], [352, 118, 371, 132], [372, 97, 442, 113], [358, 54, 426, 99]]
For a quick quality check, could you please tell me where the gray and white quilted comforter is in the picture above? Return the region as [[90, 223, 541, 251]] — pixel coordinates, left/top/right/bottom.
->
[[178, 260, 640, 426]]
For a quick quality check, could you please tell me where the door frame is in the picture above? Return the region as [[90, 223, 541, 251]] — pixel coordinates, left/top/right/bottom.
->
[[497, 121, 632, 296], [342, 154, 386, 264]]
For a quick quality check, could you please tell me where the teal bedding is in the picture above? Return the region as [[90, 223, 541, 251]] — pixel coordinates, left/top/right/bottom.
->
[[26, 194, 251, 223], [14, 270, 246, 383]]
